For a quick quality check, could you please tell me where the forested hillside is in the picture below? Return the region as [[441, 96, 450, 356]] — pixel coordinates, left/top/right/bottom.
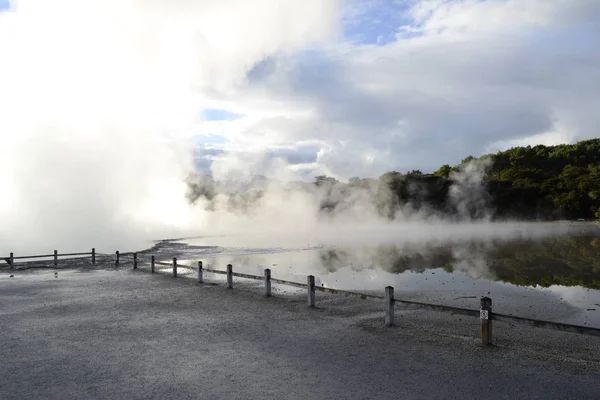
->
[[440, 138, 600, 220], [187, 138, 600, 221]]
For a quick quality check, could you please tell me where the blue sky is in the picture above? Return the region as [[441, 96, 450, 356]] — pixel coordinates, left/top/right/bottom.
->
[[203, 109, 243, 122], [343, 0, 413, 45], [0, 0, 9, 11]]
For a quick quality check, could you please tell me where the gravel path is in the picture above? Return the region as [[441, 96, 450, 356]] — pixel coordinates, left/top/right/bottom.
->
[[1, 267, 600, 400]]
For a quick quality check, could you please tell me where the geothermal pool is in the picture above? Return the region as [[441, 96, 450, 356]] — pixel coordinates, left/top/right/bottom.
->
[[144, 221, 600, 327]]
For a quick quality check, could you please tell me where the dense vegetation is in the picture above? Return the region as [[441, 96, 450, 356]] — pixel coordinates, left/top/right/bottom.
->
[[187, 138, 600, 221], [472, 138, 600, 220], [346, 138, 600, 220]]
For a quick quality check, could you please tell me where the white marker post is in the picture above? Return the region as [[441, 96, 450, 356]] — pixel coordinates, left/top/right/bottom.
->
[[480, 297, 493, 346]]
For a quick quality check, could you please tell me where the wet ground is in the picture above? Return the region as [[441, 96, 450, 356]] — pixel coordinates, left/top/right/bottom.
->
[[2, 268, 600, 400]]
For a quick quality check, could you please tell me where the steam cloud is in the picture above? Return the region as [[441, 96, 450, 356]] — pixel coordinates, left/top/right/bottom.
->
[[0, 0, 340, 254], [0, 0, 580, 260]]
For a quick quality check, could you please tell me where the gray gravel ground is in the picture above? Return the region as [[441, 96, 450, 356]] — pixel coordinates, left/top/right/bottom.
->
[[2, 266, 600, 400]]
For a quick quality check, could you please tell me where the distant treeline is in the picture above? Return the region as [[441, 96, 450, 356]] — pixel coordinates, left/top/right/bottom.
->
[[186, 138, 600, 221], [457, 138, 600, 220]]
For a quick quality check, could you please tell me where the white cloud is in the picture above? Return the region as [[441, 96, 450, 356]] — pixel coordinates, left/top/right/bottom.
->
[[485, 119, 578, 153], [403, 0, 552, 39], [197, 0, 600, 179]]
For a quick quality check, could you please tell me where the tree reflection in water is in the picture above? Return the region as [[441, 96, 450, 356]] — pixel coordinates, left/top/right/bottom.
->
[[317, 235, 600, 289]]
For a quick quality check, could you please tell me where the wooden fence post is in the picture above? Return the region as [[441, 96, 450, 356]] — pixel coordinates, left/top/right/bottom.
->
[[9, 252, 14, 269], [115, 251, 120, 266], [385, 286, 394, 327], [197, 261, 203, 283], [133, 253, 138, 269], [53, 250, 58, 266], [91, 248, 96, 264], [151, 255, 155, 273], [172, 257, 177, 278], [480, 297, 493, 346], [227, 264, 233, 289], [264, 269, 272, 297], [307, 275, 316, 307]]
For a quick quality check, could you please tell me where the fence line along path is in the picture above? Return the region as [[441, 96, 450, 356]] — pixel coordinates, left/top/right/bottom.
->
[[4, 248, 600, 346], [128, 250, 600, 344], [2, 249, 99, 268]]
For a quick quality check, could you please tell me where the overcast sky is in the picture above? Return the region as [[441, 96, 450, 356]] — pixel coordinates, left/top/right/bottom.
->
[[2, 0, 599, 181]]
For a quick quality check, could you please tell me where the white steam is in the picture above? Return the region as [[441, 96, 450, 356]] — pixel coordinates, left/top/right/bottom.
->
[[0, 0, 340, 254], [448, 157, 493, 221]]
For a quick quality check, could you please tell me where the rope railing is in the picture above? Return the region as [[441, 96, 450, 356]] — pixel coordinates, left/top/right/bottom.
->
[[203, 267, 228, 275], [231, 272, 264, 281], [154, 261, 172, 267], [270, 277, 310, 289], [492, 312, 600, 337], [11, 254, 56, 260], [58, 252, 94, 257], [315, 285, 384, 300]]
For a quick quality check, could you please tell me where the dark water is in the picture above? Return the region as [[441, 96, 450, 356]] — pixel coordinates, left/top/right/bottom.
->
[[145, 222, 600, 327]]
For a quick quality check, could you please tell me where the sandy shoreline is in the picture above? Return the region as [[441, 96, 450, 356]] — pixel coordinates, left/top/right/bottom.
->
[[2, 266, 600, 399]]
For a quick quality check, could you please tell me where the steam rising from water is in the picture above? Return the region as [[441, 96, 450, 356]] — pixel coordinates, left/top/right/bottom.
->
[[0, 1, 585, 258]]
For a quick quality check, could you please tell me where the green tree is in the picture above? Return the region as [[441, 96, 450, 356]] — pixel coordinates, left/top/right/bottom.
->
[[434, 164, 452, 178]]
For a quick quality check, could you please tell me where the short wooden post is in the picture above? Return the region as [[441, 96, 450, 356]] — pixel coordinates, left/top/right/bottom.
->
[[307, 275, 316, 307], [480, 297, 493, 346], [133, 253, 138, 269], [197, 261, 203, 283], [151, 255, 155, 273], [172, 257, 177, 278], [53, 250, 58, 266], [264, 269, 272, 297], [227, 264, 233, 289], [385, 286, 394, 327], [91, 248, 96, 264], [115, 251, 120, 266], [9, 252, 14, 269]]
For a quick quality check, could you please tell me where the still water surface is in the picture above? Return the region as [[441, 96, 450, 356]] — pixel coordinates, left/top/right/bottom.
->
[[149, 222, 600, 327]]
